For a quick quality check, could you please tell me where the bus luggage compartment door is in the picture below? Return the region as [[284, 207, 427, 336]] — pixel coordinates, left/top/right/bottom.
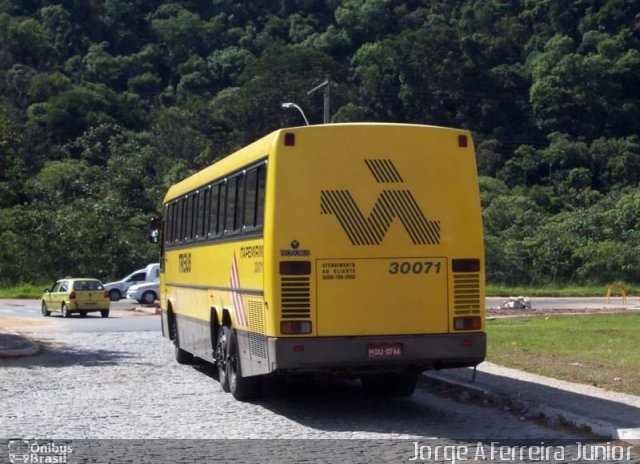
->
[[316, 258, 448, 336]]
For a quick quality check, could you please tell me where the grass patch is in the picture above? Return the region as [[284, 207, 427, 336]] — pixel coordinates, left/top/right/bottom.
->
[[0, 283, 47, 299], [486, 284, 639, 297], [487, 313, 640, 395]]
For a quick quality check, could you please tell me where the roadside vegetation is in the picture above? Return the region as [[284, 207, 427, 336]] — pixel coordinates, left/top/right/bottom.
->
[[0, 283, 47, 299], [486, 313, 640, 396], [1, 1, 639, 287]]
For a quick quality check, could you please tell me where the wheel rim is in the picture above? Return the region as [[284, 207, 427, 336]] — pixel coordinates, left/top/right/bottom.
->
[[216, 331, 227, 370], [62, 304, 68, 317], [143, 292, 155, 304], [216, 328, 229, 388], [228, 335, 239, 391], [41, 302, 47, 315]]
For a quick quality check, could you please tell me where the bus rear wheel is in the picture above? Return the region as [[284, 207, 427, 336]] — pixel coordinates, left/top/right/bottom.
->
[[226, 328, 259, 401], [360, 373, 418, 397]]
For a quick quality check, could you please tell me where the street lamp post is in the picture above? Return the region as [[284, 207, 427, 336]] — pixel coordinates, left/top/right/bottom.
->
[[307, 77, 330, 124], [281, 102, 310, 126]]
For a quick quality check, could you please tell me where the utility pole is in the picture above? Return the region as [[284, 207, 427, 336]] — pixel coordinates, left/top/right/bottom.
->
[[307, 76, 330, 124]]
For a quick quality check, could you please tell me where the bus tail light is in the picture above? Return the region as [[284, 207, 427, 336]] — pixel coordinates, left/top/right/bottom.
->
[[103, 291, 109, 299], [452, 258, 480, 272], [454, 316, 481, 331], [281, 321, 312, 334], [280, 261, 311, 275], [69, 291, 76, 299]]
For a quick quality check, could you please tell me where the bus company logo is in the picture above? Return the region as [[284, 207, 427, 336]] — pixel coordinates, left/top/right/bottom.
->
[[320, 159, 440, 245]]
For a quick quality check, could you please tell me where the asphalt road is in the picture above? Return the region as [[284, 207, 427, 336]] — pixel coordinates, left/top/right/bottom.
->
[[0, 298, 160, 333]]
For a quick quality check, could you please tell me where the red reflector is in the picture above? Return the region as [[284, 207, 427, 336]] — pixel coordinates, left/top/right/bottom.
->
[[462, 339, 472, 347], [293, 345, 304, 352], [458, 134, 468, 147], [281, 321, 312, 334], [284, 133, 295, 146], [454, 316, 481, 331], [69, 291, 76, 299], [104, 291, 109, 299]]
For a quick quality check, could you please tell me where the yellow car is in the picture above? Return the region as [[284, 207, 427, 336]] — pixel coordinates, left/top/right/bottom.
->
[[41, 278, 110, 318]]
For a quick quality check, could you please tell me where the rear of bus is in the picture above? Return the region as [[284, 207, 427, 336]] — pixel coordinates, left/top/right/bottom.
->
[[264, 123, 485, 384]]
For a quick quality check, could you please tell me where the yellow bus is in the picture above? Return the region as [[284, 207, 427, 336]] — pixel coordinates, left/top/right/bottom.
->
[[157, 123, 486, 400]]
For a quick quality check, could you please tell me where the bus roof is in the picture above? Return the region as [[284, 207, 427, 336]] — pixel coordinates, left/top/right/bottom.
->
[[162, 123, 468, 203], [163, 129, 280, 202]]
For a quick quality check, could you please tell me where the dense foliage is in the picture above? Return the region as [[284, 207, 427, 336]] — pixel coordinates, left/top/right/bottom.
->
[[0, 0, 639, 285]]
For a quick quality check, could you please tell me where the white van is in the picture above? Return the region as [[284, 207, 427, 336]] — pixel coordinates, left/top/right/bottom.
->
[[104, 263, 160, 301]]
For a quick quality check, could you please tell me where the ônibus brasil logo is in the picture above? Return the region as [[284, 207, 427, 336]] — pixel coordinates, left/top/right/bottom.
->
[[320, 159, 440, 246]]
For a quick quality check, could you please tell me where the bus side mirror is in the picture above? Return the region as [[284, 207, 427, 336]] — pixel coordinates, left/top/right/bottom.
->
[[149, 217, 161, 244], [148, 229, 159, 244]]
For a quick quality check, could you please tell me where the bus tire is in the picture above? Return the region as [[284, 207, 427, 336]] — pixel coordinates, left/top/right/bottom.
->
[[360, 373, 418, 397], [227, 328, 259, 401], [216, 325, 231, 392], [172, 317, 193, 365]]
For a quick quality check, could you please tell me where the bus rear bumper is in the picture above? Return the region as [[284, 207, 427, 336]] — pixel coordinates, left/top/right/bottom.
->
[[268, 332, 486, 374]]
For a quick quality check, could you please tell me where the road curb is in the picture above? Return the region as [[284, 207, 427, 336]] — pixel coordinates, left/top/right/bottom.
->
[[422, 372, 640, 444], [0, 329, 41, 358]]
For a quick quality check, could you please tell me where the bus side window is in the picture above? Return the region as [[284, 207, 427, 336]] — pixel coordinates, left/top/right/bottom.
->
[[177, 198, 185, 243], [256, 165, 266, 228], [235, 173, 245, 232], [217, 180, 227, 236], [185, 193, 194, 241], [196, 189, 207, 239], [225, 177, 238, 235], [209, 183, 220, 237], [173, 200, 179, 243], [202, 187, 210, 239], [244, 168, 258, 229], [165, 203, 172, 244]]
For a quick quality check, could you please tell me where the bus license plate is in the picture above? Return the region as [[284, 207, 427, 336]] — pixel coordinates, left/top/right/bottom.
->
[[367, 343, 403, 358]]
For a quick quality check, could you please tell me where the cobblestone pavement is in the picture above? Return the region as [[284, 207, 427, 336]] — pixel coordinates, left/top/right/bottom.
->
[[0, 330, 585, 442]]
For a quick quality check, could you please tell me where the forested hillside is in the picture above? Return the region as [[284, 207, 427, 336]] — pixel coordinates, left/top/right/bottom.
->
[[0, 0, 639, 285]]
